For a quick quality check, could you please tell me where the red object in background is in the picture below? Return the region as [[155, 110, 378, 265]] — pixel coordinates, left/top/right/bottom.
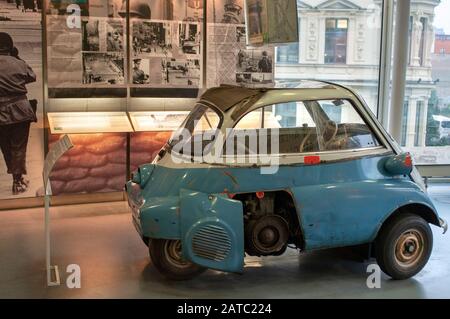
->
[[404, 154, 413, 167], [256, 191, 264, 199], [304, 155, 321, 165], [434, 34, 450, 54]]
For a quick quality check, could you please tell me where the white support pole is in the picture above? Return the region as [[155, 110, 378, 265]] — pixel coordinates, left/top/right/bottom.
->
[[378, 0, 394, 128], [43, 135, 73, 287], [389, 0, 411, 142], [45, 191, 60, 287]]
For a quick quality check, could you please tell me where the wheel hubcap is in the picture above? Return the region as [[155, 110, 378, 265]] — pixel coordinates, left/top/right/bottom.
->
[[394, 229, 425, 268], [164, 240, 191, 269], [258, 226, 279, 247]]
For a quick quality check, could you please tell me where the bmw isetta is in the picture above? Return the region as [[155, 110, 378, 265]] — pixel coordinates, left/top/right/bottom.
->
[[126, 81, 447, 280]]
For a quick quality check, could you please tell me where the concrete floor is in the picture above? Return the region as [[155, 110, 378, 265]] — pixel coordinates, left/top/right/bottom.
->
[[0, 185, 449, 299]]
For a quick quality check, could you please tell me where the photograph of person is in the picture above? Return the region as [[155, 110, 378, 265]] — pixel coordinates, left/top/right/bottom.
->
[[82, 19, 100, 52], [0, 32, 37, 195], [132, 58, 150, 84], [236, 49, 272, 73], [257, 50, 272, 73], [106, 21, 124, 52]]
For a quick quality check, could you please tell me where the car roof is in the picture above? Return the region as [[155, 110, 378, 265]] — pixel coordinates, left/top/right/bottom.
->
[[199, 81, 355, 114]]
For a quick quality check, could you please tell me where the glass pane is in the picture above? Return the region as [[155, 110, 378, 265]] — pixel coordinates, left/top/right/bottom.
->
[[275, 0, 382, 114], [400, 0, 450, 165], [315, 100, 380, 151]]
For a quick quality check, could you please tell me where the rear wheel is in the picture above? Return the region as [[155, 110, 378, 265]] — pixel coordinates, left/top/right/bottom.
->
[[375, 214, 433, 280], [149, 239, 206, 281]]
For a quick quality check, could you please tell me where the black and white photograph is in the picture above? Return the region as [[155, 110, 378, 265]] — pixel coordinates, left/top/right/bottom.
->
[[0, 0, 44, 199], [178, 22, 201, 55], [236, 49, 273, 73], [207, 23, 274, 88], [106, 20, 124, 52], [82, 52, 125, 85], [160, 58, 200, 86], [132, 58, 150, 84], [236, 72, 252, 84], [208, 0, 245, 24], [132, 21, 173, 57], [82, 19, 100, 52], [236, 25, 246, 43]]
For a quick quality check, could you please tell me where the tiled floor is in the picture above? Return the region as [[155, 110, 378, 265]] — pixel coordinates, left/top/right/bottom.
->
[[0, 184, 449, 298]]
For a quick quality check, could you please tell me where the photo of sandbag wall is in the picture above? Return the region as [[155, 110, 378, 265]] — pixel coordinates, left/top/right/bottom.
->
[[130, 132, 172, 173], [47, 131, 172, 196], [48, 133, 128, 195]]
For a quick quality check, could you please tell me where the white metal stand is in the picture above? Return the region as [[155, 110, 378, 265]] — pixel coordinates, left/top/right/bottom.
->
[[43, 135, 74, 287]]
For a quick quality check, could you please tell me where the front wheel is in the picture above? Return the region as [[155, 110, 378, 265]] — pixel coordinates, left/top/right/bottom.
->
[[375, 214, 433, 280], [149, 239, 206, 281]]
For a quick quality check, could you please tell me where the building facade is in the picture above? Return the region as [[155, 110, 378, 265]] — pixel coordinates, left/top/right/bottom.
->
[[275, 0, 440, 147]]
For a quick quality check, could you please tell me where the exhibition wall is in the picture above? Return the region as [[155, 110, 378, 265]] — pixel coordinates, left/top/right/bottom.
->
[[0, 0, 276, 202]]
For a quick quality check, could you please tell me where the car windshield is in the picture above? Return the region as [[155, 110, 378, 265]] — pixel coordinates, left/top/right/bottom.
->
[[168, 104, 222, 156]]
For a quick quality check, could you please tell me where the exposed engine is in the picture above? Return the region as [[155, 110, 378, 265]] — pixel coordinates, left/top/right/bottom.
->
[[239, 192, 301, 256]]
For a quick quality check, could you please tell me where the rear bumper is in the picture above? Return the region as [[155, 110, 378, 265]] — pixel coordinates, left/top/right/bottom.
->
[[440, 217, 448, 234]]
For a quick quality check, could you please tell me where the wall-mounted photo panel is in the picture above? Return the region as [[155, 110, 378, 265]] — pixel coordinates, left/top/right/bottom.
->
[[130, 18, 202, 93], [0, 1, 44, 199], [46, 0, 127, 97]]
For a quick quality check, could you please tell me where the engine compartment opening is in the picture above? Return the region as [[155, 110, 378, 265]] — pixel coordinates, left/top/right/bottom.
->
[[233, 190, 303, 256]]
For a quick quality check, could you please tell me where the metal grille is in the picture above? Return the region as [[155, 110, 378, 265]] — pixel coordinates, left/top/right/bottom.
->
[[192, 225, 231, 261]]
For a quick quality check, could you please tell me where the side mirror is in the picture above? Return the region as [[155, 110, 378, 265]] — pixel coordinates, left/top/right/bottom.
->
[[384, 153, 413, 176]]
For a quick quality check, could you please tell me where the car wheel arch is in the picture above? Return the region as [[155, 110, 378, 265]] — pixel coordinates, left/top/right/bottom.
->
[[374, 202, 440, 241]]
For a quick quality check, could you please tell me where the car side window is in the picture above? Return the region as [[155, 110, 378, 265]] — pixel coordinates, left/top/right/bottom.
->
[[226, 102, 321, 155], [313, 99, 381, 151], [225, 99, 381, 157]]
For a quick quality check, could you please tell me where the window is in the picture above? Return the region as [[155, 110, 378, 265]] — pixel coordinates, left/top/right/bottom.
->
[[228, 99, 380, 156], [169, 104, 222, 156], [276, 43, 299, 63], [274, 1, 383, 114], [400, 0, 450, 165], [325, 18, 348, 64]]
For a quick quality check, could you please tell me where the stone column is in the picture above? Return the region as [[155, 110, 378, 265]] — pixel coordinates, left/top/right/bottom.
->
[[420, 98, 429, 146]]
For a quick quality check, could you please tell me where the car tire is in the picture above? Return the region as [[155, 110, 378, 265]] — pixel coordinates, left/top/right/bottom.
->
[[375, 213, 433, 280], [149, 239, 206, 281]]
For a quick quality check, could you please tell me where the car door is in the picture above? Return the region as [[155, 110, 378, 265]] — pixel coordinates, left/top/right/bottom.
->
[[179, 189, 245, 273], [288, 99, 395, 250]]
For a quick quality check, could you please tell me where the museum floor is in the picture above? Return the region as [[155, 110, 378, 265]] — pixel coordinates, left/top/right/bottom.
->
[[1, 184, 449, 299]]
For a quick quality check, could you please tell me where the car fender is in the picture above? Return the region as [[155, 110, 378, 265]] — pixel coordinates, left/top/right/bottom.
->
[[139, 196, 181, 240]]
